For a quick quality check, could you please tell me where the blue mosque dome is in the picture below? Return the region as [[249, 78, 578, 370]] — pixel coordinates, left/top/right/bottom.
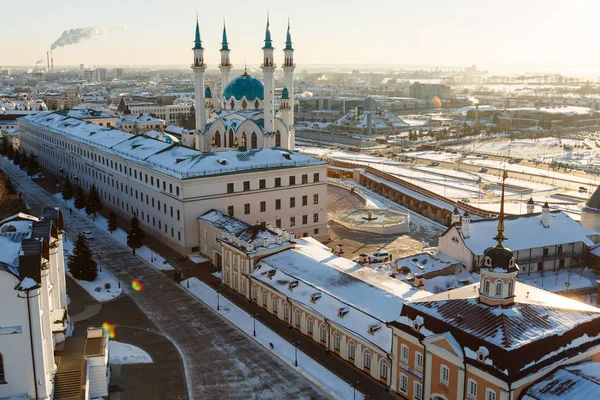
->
[[223, 72, 264, 101], [281, 88, 289, 99]]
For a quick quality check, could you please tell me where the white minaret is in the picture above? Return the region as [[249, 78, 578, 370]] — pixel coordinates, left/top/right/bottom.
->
[[219, 21, 232, 108], [283, 19, 296, 148], [191, 16, 207, 139], [261, 15, 276, 135]]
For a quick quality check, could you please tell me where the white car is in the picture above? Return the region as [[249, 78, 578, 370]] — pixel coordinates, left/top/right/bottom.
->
[[82, 231, 94, 239], [369, 251, 391, 263]]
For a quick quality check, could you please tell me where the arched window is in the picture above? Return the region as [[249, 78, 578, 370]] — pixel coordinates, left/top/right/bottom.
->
[[320, 324, 327, 342], [380, 359, 388, 380], [495, 280, 503, 296], [213, 132, 221, 147], [230, 100, 235, 109], [295, 309, 301, 327], [333, 332, 341, 350], [242, 99, 247, 109], [0, 352, 5, 383], [272, 298, 278, 313], [275, 130, 281, 147], [284, 303, 289, 321], [233, 135, 239, 147], [508, 280, 513, 296], [363, 349, 372, 369], [254, 99, 260, 109], [307, 317, 313, 334], [484, 279, 490, 294], [251, 132, 257, 149], [241, 133, 247, 148], [348, 341, 355, 360], [229, 129, 234, 148]]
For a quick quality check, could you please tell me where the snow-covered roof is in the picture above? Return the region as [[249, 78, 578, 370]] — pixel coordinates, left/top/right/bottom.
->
[[258, 238, 431, 323], [521, 361, 600, 400], [21, 111, 324, 180], [199, 209, 249, 234], [395, 252, 462, 275], [459, 211, 597, 255], [0, 235, 23, 269], [121, 113, 164, 124], [251, 262, 393, 352], [399, 281, 600, 350]]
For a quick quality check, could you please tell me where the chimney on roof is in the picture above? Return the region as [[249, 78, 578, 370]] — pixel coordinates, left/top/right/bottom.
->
[[51, 51, 54, 70], [541, 202, 550, 228], [414, 274, 426, 290], [462, 211, 471, 238], [526, 197, 535, 214], [452, 207, 461, 225]]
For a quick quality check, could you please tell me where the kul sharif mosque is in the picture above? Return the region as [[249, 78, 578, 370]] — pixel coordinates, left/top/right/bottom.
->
[[187, 16, 296, 152]]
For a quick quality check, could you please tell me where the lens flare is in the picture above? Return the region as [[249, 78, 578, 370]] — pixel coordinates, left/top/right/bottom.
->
[[102, 322, 116, 339], [131, 280, 143, 292], [432, 96, 442, 108]]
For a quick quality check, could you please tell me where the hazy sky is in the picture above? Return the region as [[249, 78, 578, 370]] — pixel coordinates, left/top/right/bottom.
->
[[2, 0, 599, 73]]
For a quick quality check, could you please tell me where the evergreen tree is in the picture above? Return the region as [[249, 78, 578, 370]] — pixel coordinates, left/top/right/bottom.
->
[[26, 154, 39, 176], [107, 210, 119, 234], [68, 233, 98, 281], [85, 184, 102, 219], [13, 151, 21, 166], [19, 152, 28, 170], [127, 215, 145, 255], [74, 186, 86, 210], [62, 178, 73, 200]]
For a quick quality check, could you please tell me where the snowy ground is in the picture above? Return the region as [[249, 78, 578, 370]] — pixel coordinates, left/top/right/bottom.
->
[[63, 239, 122, 302], [181, 278, 364, 400], [55, 194, 174, 271], [188, 254, 208, 264], [518, 268, 597, 293], [108, 340, 153, 365]]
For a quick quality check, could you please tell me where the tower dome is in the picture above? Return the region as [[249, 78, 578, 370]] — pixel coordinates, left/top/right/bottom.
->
[[223, 72, 264, 101]]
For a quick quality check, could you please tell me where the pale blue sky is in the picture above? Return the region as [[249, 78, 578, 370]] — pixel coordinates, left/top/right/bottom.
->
[[2, 0, 599, 73]]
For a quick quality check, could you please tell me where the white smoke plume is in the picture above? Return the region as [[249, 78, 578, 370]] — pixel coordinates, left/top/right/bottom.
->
[[35, 59, 44, 64], [51, 26, 105, 50], [468, 96, 479, 105]]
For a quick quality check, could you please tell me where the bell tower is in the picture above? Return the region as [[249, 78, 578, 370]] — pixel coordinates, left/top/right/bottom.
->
[[479, 170, 519, 306]]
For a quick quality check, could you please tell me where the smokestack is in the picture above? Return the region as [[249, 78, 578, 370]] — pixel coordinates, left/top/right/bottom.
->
[[51, 51, 54, 69], [47, 51, 50, 71]]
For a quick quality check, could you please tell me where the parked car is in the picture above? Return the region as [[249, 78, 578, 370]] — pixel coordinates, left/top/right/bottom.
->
[[369, 251, 391, 263], [82, 231, 94, 239], [579, 186, 589, 193]]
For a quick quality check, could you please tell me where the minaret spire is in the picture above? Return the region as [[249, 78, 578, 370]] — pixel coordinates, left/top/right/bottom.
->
[[263, 12, 273, 49], [193, 13, 203, 49], [221, 19, 229, 51], [494, 170, 509, 247], [285, 17, 293, 51]]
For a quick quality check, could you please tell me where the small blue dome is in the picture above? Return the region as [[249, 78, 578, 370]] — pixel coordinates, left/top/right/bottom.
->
[[281, 88, 289, 99], [205, 87, 212, 98], [224, 73, 264, 101]]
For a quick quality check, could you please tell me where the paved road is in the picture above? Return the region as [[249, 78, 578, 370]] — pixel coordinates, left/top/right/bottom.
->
[[1, 158, 329, 400]]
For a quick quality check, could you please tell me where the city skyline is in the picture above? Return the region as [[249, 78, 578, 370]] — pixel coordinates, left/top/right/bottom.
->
[[3, 0, 600, 75]]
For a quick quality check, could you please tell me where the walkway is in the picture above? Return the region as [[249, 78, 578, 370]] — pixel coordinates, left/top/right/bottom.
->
[[0, 158, 328, 400]]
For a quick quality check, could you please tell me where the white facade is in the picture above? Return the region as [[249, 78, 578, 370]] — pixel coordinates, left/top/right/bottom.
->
[[0, 211, 69, 400], [438, 211, 598, 273], [109, 103, 193, 126], [19, 112, 328, 255]]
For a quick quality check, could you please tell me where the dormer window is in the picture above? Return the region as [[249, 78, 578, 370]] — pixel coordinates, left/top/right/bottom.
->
[[288, 281, 299, 291], [310, 293, 321, 303], [263, 238, 268, 247], [368, 324, 382, 335], [476, 346, 489, 363], [267, 270, 276, 279], [337, 307, 349, 318], [484, 256, 492, 268]]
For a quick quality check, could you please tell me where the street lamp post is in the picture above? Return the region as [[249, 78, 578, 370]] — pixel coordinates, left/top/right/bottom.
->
[[351, 381, 359, 400], [114, 266, 122, 288], [294, 340, 299, 367], [253, 313, 258, 337], [97, 252, 103, 273], [216, 288, 221, 311]]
